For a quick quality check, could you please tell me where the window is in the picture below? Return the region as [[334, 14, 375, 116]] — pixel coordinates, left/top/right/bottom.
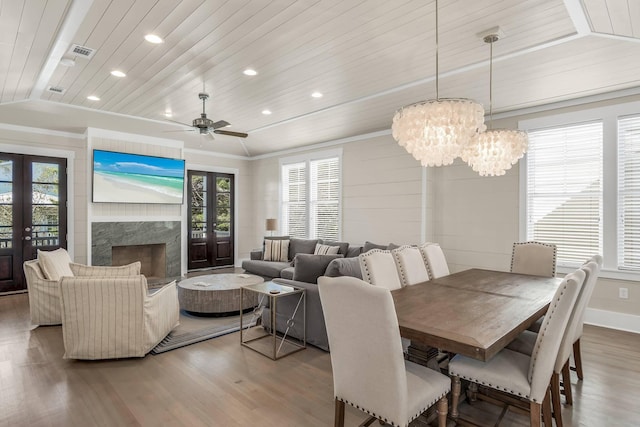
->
[[526, 122, 603, 265], [521, 100, 640, 279], [281, 151, 341, 241]]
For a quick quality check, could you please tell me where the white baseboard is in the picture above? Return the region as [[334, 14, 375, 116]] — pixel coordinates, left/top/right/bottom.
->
[[584, 308, 640, 334]]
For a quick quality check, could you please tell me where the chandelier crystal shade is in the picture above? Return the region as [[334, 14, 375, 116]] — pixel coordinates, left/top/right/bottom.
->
[[391, 0, 485, 167], [392, 99, 486, 166], [462, 30, 528, 176]]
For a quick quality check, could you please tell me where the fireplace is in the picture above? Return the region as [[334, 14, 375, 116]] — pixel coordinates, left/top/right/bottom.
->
[[112, 243, 166, 280], [91, 221, 181, 279]]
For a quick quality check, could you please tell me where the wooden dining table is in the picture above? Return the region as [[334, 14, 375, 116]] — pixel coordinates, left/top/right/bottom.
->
[[391, 268, 562, 362]]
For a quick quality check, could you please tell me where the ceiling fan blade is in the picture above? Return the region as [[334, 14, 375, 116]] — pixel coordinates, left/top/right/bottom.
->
[[211, 120, 231, 129], [166, 119, 193, 128], [214, 129, 248, 138]]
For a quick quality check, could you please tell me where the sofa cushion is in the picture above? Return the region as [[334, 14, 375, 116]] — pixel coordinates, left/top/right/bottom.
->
[[241, 260, 292, 278], [37, 248, 73, 280], [264, 239, 289, 262], [314, 243, 340, 255], [319, 239, 350, 255], [288, 238, 318, 260], [324, 257, 363, 280], [280, 266, 295, 280], [345, 246, 363, 258], [293, 253, 342, 284], [70, 261, 141, 277], [363, 241, 387, 252]]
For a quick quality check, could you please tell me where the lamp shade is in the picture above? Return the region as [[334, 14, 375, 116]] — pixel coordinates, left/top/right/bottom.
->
[[265, 218, 278, 231]]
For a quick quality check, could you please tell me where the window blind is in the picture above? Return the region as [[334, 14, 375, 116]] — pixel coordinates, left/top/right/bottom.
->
[[526, 121, 603, 265], [282, 162, 306, 238], [618, 116, 640, 270], [310, 157, 340, 241]]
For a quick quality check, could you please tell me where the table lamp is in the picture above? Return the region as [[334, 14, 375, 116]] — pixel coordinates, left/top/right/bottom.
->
[[265, 218, 277, 236]]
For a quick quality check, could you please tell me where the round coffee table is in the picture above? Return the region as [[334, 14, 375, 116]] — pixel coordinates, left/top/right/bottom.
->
[[177, 273, 263, 315]]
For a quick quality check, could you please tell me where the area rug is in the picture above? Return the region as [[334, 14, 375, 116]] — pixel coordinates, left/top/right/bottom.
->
[[151, 310, 258, 354]]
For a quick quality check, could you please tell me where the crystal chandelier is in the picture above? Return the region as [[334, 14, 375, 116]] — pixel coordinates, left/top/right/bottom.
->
[[462, 32, 528, 176], [392, 0, 485, 167]]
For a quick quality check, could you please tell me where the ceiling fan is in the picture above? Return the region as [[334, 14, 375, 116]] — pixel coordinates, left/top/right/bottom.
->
[[168, 92, 248, 139]]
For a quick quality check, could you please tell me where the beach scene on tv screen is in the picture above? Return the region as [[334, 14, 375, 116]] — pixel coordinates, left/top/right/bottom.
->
[[93, 150, 184, 204]]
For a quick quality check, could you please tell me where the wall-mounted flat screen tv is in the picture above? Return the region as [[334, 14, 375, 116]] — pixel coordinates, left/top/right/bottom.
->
[[92, 150, 185, 204]]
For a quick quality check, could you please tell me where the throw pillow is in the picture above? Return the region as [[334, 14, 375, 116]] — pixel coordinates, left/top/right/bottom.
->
[[363, 241, 387, 253], [37, 248, 73, 280], [314, 243, 340, 255], [288, 238, 318, 259], [319, 239, 350, 255], [264, 239, 290, 262], [324, 257, 363, 280], [293, 253, 343, 284]]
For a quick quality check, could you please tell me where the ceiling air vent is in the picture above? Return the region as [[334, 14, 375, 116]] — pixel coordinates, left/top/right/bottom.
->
[[68, 44, 96, 59], [47, 86, 66, 95]]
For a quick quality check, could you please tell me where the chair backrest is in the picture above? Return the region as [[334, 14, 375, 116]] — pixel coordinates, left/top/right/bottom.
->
[[511, 241, 557, 277], [359, 249, 402, 290], [528, 268, 585, 401], [419, 243, 450, 279], [392, 245, 429, 286], [24, 259, 46, 281], [318, 276, 408, 423], [554, 260, 600, 372], [572, 254, 603, 341]]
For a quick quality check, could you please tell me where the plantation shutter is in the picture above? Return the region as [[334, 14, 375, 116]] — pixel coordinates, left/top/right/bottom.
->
[[282, 162, 306, 238], [526, 121, 603, 265], [310, 157, 340, 241], [618, 115, 640, 270]]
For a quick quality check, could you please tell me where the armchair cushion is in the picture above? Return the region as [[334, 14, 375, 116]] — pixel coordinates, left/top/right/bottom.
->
[[69, 261, 141, 277], [37, 248, 73, 280]]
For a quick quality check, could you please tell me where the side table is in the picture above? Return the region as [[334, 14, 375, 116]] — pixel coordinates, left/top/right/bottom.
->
[[240, 281, 306, 360]]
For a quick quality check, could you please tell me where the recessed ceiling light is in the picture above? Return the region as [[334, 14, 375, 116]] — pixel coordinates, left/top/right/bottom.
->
[[110, 70, 126, 77], [87, 95, 100, 101], [60, 58, 76, 67], [164, 111, 173, 118], [144, 34, 164, 44], [243, 68, 257, 76], [262, 109, 272, 115], [311, 91, 323, 98]]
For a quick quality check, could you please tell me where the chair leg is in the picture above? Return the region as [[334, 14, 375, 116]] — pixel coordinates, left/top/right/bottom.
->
[[542, 387, 553, 427], [573, 338, 584, 380], [529, 401, 542, 427], [334, 398, 345, 427], [451, 376, 461, 418], [561, 360, 573, 405], [551, 372, 563, 427], [437, 396, 448, 427]]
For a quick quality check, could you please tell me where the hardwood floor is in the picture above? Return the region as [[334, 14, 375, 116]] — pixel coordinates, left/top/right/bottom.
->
[[1, 292, 639, 426]]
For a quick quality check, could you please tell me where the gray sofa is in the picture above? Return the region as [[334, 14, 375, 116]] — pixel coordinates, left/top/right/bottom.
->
[[243, 238, 399, 351]]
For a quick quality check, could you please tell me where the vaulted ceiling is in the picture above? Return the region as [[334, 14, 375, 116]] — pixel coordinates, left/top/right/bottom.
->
[[1, 0, 640, 157]]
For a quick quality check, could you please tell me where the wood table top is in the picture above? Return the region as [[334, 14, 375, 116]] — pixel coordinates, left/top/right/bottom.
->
[[391, 268, 562, 361]]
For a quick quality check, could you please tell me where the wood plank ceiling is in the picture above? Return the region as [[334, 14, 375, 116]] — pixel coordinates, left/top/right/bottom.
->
[[1, 0, 640, 156]]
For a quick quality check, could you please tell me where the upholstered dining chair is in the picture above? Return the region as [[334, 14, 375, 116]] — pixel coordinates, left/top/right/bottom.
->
[[392, 245, 430, 286], [507, 257, 602, 427], [59, 275, 179, 359], [318, 276, 450, 427], [511, 241, 557, 277], [449, 268, 585, 427], [359, 249, 402, 290], [419, 243, 450, 279]]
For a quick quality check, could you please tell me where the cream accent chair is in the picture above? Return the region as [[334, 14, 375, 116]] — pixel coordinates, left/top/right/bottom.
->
[[318, 276, 450, 427], [392, 245, 429, 286], [511, 241, 557, 277], [419, 243, 450, 279], [23, 255, 142, 326], [359, 249, 402, 290], [59, 275, 179, 360], [449, 269, 585, 427]]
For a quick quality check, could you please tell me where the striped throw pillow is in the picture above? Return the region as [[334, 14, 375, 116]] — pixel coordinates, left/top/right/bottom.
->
[[264, 239, 289, 262], [314, 243, 340, 255]]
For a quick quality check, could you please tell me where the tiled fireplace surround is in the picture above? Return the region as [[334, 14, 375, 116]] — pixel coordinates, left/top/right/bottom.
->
[[91, 221, 181, 279]]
